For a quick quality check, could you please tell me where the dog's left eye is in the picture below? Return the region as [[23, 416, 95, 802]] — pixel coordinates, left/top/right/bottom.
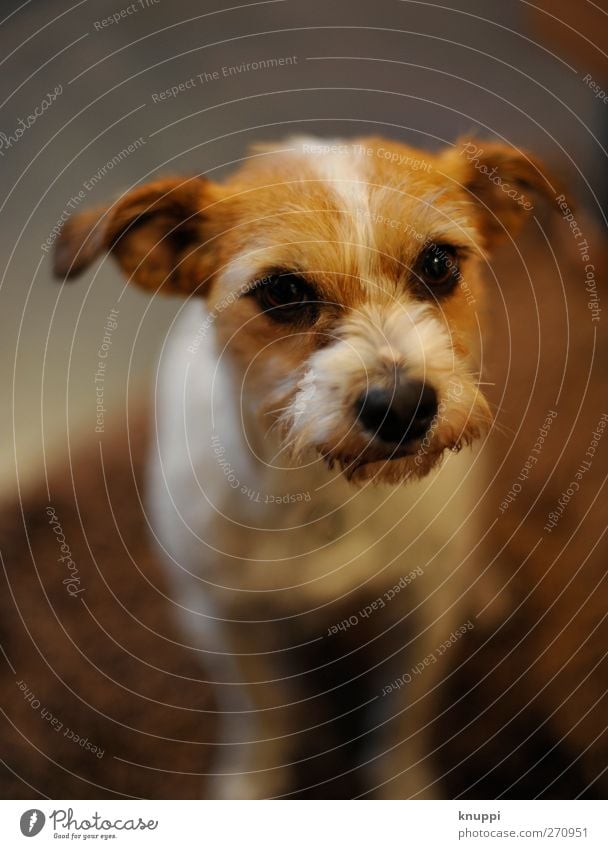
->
[[251, 272, 318, 324], [415, 244, 460, 294]]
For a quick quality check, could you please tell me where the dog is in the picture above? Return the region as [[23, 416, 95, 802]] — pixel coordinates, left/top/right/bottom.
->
[[54, 135, 558, 798]]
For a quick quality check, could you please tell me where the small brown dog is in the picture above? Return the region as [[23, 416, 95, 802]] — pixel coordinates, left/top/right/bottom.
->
[[55, 135, 558, 798]]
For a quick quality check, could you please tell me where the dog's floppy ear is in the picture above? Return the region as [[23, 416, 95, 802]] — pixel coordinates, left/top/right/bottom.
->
[[53, 176, 217, 296], [442, 139, 565, 248]]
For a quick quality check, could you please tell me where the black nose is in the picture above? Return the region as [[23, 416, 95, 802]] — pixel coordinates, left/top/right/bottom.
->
[[355, 380, 438, 445]]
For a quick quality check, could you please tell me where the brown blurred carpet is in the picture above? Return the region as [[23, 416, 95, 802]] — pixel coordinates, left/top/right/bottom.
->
[[434, 218, 608, 799], [0, 407, 216, 799]]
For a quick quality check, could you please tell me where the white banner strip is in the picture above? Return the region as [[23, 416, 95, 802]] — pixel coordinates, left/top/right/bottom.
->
[[1, 800, 606, 847]]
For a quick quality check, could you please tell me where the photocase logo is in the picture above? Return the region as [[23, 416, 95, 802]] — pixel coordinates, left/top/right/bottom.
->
[[19, 810, 45, 837]]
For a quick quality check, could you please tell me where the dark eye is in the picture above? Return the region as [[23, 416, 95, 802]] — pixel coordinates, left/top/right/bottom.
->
[[415, 244, 460, 295], [251, 271, 318, 324]]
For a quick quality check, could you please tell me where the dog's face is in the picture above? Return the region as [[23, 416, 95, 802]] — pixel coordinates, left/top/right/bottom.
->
[[55, 136, 556, 483]]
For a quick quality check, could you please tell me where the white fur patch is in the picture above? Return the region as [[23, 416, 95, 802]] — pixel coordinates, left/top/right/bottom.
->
[[289, 135, 376, 278]]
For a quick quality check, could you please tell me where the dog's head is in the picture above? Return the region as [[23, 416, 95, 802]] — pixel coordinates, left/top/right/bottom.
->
[[54, 136, 559, 483]]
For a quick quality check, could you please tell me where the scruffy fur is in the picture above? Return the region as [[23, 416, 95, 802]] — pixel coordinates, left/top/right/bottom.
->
[[55, 135, 558, 798]]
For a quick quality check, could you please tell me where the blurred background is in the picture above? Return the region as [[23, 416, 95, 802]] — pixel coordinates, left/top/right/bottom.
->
[[0, 0, 606, 798]]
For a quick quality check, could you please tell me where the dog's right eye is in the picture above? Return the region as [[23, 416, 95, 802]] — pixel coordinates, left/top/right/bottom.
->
[[250, 272, 319, 325]]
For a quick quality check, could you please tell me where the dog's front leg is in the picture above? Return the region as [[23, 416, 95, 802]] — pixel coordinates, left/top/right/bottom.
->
[[371, 644, 446, 798], [212, 619, 306, 800]]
